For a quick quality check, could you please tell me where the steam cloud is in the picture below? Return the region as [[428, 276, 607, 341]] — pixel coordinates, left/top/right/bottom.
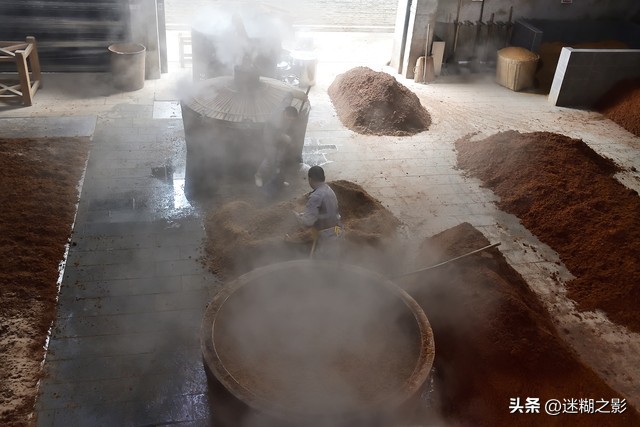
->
[[208, 261, 429, 427], [191, 1, 294, 73]]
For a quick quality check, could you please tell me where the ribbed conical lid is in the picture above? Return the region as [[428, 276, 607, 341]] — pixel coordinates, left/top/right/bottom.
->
[[183, 75, 306, 123]]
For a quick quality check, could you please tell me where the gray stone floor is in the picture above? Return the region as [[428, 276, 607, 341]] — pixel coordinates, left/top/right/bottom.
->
[[0, 116, 96, 139], [1, 31, 639, 425], [32, 111, 217, 426]]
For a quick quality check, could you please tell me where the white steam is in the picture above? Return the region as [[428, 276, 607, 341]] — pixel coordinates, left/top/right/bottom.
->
[[190, 2, 294, 72]]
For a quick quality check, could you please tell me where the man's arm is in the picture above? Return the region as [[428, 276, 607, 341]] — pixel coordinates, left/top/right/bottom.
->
[[298, 191, 322, 227]]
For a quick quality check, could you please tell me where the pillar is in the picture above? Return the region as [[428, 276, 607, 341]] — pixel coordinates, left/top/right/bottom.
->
[[391, 0, 438, 79], [129, 0, 162, 79]]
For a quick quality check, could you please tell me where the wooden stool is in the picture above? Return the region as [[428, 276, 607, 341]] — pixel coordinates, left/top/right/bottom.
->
[[0, 36, 42, 106]]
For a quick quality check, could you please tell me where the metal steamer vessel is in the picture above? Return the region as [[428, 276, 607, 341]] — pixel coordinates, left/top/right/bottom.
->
[[180, 67, 310, 195]]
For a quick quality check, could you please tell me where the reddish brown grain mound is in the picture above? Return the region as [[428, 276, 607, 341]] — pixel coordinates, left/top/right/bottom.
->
[[0, 137, 89, 427], [204, 180, 400, 278], [405, 222, 639, 426], [455, 131, 640, 332], [595, 78, 640, 137], [328, 67, 431, 136]]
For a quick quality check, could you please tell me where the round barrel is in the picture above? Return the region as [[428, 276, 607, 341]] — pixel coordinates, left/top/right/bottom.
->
[[108, 43, 146, 92]]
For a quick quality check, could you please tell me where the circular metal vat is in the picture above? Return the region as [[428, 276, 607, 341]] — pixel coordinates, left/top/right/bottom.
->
[[181, 71, 310, 195], [201, 260, 435, 426]]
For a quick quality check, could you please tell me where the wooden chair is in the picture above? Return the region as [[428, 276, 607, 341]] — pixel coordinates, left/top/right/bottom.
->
[[0, 36, 42, 106]]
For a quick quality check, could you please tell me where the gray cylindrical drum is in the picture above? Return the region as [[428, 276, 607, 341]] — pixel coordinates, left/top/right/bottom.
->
[[108, 43, 146, 91], [291, 50, 318, 87]]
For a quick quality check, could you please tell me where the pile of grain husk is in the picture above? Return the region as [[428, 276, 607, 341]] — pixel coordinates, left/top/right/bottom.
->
[[456, 131, 640, 333], [536, 40, 628, 92], [499, 46, 539, 61], [403, 222, 640, 426], [595, 78, 640, 137], [328, 67, 431, 136], [0, 137, 89, 427], [204, 180, 400, 279]]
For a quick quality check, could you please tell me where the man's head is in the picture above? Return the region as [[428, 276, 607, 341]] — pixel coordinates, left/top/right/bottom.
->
[[307, 165, 325, 189]]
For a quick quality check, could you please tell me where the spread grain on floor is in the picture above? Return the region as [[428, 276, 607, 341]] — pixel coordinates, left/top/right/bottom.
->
[[456, 131, 640, 333], [204, 180, 400, 279], [0, 137, 89, 427], [596, 78, 640, 137], [404, 222, 640, 426]]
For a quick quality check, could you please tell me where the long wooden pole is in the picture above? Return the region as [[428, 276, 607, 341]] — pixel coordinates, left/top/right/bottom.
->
[[394, 242, 501, 279]]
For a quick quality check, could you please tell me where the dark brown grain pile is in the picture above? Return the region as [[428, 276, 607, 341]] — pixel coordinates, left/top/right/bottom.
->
[[595, 78, 640, 137], [204, 180, 400, 279], [455, 131, 640, 333], [0, 137, 89, 427], [328, 67, 431, 136], [405, 222, 640, 426]]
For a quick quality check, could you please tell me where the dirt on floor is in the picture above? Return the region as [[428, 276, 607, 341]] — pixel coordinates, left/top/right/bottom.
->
[[403, 222, 639, 426], [203, 180, 401, 279], [328, 67, 431, 136], [455, 131, 640, 333], [0, 137, 89, 427], [595, 78, 640, 137], [536, 41, 628, 93]]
